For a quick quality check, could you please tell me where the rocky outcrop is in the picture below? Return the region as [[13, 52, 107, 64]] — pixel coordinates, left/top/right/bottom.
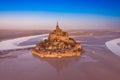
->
[[32, 22, 84, 58]]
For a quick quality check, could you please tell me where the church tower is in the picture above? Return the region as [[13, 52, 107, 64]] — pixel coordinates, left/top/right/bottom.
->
[[55, 22, 62, 34], [56, 21, 60, 30]]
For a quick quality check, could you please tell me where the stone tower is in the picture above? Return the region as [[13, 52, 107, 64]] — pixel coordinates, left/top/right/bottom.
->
[[49, 22, 69, 41], [56, 22, 59, 29], [55, 22, 62, 34]]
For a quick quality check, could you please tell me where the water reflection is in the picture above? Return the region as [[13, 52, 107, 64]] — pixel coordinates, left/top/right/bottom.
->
[[34, 55, 81, 72]]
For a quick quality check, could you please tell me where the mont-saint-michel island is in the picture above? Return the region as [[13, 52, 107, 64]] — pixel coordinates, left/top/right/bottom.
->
[[1, 0, 120, 80], [32, 22, 84, 58]]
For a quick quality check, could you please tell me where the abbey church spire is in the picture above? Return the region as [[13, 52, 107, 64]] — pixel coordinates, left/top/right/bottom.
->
[[55, 21, 62, 34], [56, 21, 60, 30]]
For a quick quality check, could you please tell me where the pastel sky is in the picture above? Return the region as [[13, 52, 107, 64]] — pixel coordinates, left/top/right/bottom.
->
[[0, 0, 120, 30]]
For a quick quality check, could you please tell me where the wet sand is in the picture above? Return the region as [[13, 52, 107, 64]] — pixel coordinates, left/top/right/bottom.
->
[[0, 30, 120, 80], [105, 38, 120, 56]]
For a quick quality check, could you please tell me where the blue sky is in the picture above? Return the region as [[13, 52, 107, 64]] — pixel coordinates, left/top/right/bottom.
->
[[0, 0, 120, 30]]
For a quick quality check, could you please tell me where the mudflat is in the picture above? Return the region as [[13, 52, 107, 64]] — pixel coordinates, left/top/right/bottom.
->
[[0, 29, 120, 80]]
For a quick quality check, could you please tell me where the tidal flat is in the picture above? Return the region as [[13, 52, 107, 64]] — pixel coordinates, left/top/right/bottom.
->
[[0, 29, 120, 80]]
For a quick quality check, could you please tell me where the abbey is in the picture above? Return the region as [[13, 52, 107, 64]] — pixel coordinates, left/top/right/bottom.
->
[[49, 22, 69, 41], [32, 22, 84, 58]]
